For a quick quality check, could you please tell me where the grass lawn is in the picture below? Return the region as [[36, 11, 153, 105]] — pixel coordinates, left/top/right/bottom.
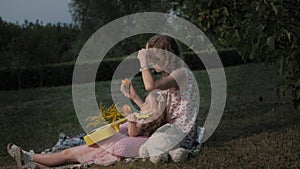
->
[[0, 63, 299, 168]]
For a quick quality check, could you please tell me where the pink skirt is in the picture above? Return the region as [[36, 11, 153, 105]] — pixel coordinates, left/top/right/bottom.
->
[[69, 123, 148, 166]]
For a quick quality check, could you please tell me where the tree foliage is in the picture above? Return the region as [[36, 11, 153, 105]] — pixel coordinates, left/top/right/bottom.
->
[[0, 17, 80, 87], [68, 0, 172, 57], [69, 0, 171, 37], [172, 0, 299, 108]]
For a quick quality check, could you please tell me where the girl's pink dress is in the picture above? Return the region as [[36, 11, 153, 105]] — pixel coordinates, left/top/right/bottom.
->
[[69, 123, 148, 166], [70, 67, 199, 165]]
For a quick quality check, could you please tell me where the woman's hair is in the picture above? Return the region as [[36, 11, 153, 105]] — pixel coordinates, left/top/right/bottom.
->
[[147, 35, 183, 74], [147, 35, 182, 57]]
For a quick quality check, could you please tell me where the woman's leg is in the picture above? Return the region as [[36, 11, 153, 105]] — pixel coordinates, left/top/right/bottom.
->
[[33, 149, 79, 167]]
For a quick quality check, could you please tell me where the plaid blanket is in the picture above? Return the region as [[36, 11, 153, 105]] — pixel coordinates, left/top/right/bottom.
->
[[40, 127, 204, 168]]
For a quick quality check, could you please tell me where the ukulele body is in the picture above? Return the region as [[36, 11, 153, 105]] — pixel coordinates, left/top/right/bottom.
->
[[84, 118, 127, 146], [84, 112, 152, 146]]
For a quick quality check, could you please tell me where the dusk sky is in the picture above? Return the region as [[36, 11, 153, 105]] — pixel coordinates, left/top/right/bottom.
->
[[0, 0, 73, 24]]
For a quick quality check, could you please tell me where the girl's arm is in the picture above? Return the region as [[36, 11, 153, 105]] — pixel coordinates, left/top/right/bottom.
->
[[129, 84, 146, 109], [130, 92, 144, 109], [127, 114, 140, 137], [128, 121, 139, 137], [120, 83, 144, 109]]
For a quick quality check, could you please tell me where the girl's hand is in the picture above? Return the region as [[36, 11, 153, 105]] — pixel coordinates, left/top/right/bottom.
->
[[120, 84, 130, 98], [122, 104, 132, 116], [120, 83, 138, 100], [126, 113, 137, 122]]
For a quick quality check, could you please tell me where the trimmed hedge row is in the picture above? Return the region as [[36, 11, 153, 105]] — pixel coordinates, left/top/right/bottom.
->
[[1, 50, 244, 90], [183, 49, 247, 70]]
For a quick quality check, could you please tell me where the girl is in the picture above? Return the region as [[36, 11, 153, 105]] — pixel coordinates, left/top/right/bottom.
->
[[123, 89, 167, 138]]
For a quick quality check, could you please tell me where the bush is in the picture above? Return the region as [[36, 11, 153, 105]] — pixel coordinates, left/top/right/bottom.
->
[[0, 49, 247, 90]]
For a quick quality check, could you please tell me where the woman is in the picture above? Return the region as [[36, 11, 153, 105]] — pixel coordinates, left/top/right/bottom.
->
[[123, 34, 199, 149], [7, 35, 199, 168]]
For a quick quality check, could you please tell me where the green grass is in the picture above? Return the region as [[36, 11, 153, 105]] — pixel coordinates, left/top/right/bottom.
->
[[0, 63, 299, 168]]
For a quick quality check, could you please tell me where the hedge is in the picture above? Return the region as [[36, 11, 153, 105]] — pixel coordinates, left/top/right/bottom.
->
[[0, 49, 246, 90]]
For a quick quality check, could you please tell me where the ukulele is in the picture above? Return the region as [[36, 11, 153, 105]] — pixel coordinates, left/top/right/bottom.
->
[[84, 112, 152, 146]]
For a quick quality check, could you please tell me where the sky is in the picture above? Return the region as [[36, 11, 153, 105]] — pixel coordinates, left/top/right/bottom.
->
[[0, 0, 73, 25]]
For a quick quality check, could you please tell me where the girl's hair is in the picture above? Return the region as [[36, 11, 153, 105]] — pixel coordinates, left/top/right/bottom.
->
[[137, 90, 167, 137], [138, 109, 166, 137], [147, 35, 183, 74]]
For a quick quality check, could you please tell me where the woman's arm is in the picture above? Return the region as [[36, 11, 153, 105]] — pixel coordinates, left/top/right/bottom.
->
[[141, 69, 178, 91], [137, 48, 179, 91]]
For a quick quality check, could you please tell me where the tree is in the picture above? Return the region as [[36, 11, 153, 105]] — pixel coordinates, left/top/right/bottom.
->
[[0, 18, 80, 89], [172, 0, 299, 108], [68, 0, 172, 56], [0, 17, 28, 89]]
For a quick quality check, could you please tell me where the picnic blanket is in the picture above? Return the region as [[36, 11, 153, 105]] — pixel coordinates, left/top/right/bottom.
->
[[39, 127, 204, 168]]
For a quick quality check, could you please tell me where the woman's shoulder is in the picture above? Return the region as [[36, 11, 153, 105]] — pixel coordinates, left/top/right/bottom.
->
[[171, 66, 191, 76], [169, 66, 193, 82]]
